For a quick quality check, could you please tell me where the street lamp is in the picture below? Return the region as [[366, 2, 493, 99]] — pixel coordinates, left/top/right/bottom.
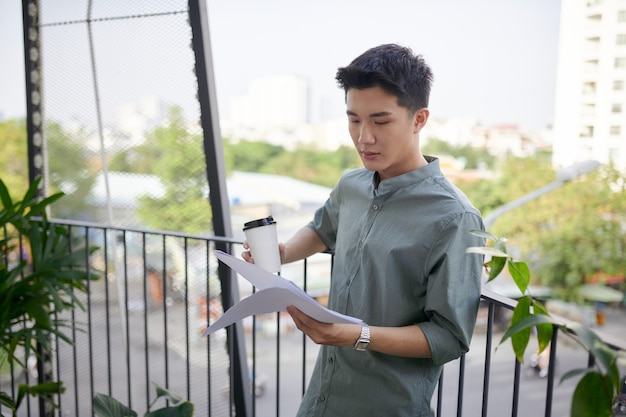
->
[[483, 159, 601, 230]]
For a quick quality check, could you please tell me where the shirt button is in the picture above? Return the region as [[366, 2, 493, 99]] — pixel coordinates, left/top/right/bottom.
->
[[318, 395, 326, 402], [328, 357, 334, 363], [372, 204, 379, 210]]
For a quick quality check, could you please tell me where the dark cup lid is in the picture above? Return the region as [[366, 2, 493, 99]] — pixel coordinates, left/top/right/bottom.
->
[[243, 216, 276, 231]]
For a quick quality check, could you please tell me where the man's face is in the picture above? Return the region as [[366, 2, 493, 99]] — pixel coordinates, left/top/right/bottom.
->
[[346, 86, 428, 181]]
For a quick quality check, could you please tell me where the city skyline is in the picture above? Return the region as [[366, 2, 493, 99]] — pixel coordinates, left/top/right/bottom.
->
[[1, 0, 562, 132]]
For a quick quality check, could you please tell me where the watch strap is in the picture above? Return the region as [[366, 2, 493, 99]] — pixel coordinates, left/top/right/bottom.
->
[[354, 322, 370, 351]]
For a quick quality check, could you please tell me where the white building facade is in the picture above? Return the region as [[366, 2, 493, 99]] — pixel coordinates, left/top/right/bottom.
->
[[553, 0, 626, 170]]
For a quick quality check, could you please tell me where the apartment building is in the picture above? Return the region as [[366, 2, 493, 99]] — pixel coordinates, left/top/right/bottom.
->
[[553, 0, 626, 170]]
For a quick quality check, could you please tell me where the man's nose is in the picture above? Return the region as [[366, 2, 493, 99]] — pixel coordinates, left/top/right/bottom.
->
[[358, 125, 375, 144]]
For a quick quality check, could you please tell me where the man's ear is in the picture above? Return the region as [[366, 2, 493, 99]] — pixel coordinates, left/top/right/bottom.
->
[[414, 108, 430, 132]]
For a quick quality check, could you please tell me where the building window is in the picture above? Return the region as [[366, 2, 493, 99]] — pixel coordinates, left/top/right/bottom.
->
[[614, 80, 625, 91], [583, 81, 597, 94], [618, 34, 626, 45], [615, 57, 626, 68], [582, 103, 596, 117], [610, 125, 621, 135], [619, 10, 626, 22], [580, 125, 594, 137], [612, 103, 623, 113]]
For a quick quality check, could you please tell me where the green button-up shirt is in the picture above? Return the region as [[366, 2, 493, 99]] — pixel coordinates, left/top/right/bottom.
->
[[297, 157, 485, 417]]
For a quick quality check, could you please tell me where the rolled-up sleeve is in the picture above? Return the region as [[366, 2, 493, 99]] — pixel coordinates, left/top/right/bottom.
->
[[419, 211, 485, 366]]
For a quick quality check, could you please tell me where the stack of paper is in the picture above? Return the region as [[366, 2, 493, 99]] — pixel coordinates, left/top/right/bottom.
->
[[202, 250, 361, 336]]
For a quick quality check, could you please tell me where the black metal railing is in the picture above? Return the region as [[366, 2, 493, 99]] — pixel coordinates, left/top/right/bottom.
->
[[1, 219, 624, 417]]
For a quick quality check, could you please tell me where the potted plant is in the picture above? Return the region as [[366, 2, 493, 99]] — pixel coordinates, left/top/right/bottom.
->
[[93, 383, 194, 417], [468, 230, 626, 417], [0, 177, 97, 416]]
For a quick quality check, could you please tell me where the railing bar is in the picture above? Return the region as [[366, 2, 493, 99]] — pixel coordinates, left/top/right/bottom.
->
[[481, 301, 495, 417], [511, 357, 521, 417], [204, 241, 212, 417], [457, 354, 466, 417], [68, 225, 80, 417], [301, 258, 308, 396], [252, 312, 257, 417], [52, 228, 63, 415], [48, 217, 241, 244], [54, 307, 62, 415], [123, 230, 132, 409], [276, 311, 281, 417], [587, 351, 595, 368], [142, 232, 150, 409], [162, 234, 170, 392], [104, 229, 113, 395], [228, 325, 235, 417], [184, 238, 191, 400], [437, 370, 444, 417], [544, 327, 559, 417], [86, 227, 96, 416]]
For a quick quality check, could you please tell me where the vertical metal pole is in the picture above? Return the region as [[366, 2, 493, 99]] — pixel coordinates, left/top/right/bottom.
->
[[187, 1, 251, 415], [22, 0, 45, 195], [22, 3, 54, 417]]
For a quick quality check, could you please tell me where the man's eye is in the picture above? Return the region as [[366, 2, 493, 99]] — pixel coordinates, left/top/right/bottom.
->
[[374, 121, 390, 125], [349, 119, 360, 124]]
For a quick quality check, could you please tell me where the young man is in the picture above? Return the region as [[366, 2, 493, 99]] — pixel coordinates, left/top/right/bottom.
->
[[244, 43, 485, 416]]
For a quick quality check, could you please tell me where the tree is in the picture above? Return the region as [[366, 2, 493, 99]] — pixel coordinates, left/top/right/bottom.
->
[[136, 106, 212, 234], [422, 138, 496, 170], [0, 119, 28, 197], [260, 145, 361, 188], [45, 121, 97, 220], [530, 165, 626, 299], [223, 139, 284, 174], [466, 157, 626, 301]]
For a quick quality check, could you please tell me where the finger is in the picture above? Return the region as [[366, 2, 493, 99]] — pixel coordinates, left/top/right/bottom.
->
[[242, 250, 254, 263]]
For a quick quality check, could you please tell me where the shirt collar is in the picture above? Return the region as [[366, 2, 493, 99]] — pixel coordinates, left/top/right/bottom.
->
[[372, 156, 441, 196]]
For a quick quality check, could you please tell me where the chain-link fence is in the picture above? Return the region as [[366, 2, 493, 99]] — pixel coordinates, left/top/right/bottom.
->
[[39, 0, 212, 235]]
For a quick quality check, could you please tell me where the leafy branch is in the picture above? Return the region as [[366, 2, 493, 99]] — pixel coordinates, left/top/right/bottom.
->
[[93, 383, 194, 417], [467, 230, 626, 417]]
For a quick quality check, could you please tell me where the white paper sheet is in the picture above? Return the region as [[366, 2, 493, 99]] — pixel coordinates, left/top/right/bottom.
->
[[202, 250, 361, 336]]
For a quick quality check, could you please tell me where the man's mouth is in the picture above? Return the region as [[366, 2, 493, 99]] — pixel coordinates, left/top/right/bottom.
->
[[361, 151, 379, 160]]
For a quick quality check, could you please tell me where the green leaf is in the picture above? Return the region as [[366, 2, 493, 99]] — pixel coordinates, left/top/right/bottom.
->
[[466, 246, 509, 258], [561, 367, 593, 384], [500, 312, 562, 363], [571, 372, 613, 417], [485, 256, 506, 282], [146, 402, 194, 417], [468, 229, 498, 241], [153, 383, 184, 405], [532, 300, 553, 353], [567, 323, 618, 376], [93, 393, 138, 417], [0, 179, 13, 212], [508, 296, 531, 362], [508, 261, 530, 295], [0, 391, 16, 414]]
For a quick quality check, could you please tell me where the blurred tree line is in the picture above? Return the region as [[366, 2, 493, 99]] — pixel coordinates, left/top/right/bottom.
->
[[1, 115, 625, 301]]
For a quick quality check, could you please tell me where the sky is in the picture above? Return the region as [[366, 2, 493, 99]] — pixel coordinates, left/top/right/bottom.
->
[[1, 0, 562, 132]]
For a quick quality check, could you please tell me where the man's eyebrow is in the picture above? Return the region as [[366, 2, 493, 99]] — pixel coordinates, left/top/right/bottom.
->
[[346, 110, 393, 118]]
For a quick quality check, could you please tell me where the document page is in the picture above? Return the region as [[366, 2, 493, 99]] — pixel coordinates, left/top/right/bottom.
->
[[202, 250, 361, 336]]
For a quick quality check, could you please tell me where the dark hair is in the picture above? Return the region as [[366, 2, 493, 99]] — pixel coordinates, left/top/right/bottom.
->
[[335, 44, 433, 113]]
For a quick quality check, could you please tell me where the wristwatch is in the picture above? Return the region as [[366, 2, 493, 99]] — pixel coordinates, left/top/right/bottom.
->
[[354, 322, 370, 351]]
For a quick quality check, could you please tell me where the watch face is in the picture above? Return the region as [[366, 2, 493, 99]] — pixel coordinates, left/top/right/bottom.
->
[[355, 341, 369, 351]]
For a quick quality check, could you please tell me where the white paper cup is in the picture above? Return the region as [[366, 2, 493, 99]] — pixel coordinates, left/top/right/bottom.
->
[[243, 216, 281, 273]]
